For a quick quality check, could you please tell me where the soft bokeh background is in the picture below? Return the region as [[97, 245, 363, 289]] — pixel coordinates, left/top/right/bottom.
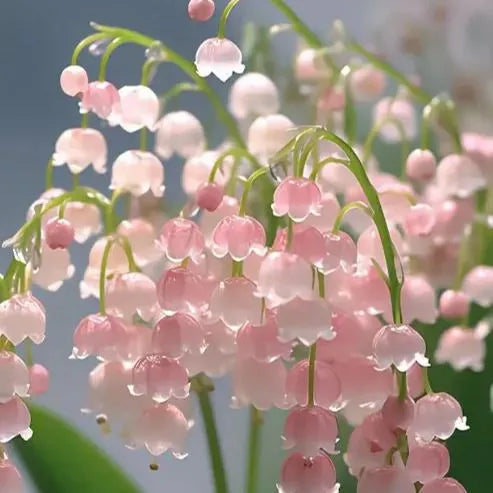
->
[[1, 1, 493, 492]]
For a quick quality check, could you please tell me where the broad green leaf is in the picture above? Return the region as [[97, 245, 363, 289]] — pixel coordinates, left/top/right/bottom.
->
[[14, 404, 141, 493]]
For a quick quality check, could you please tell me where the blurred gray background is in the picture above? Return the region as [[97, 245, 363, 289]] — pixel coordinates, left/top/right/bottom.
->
[[1, 1, 492, 492]]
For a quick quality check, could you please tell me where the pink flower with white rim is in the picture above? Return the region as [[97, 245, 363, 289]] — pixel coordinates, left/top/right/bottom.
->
[[228, 72, 280, 119], [53, 128, 107, 174], [210, 214, 266, 261], [0, 293, 46, 345], [0, 396, 32, 442], [256, 251, 313, 307], [117, 219, 163, 267], [373, 97, 417, 142], [155, 111, 206, 159], [247, 114, 295, 159], [0, 460, 23, 493], [33, 241, 75, 292], [195, 37, 245, 82], [209, 276, 263, 331], [462, 265, 493, 307], [303, 192, 341, 233], [420, 478, 467, 493], [181, 343, 235, 378], [406, 149, 437, 182], [0, 351, 29, 403], [344, 425, 387, 477], [360, 412, 397, 453], [403, 204, 436, 237], [278, 453, 339, 493], [381, 395, 415, 432], [357, 466, 415, 493], [129, 354, 190, 402], [277, 296, 334, 346], [108, 85, 159, 133], [60, 65, 89, 96], [282, 406, 339, 456], [111, 150, 164, 197], [401, 275, 438, 324], [158, 218, 205, 263], [436, 154, 486, 198], [319, 231, 357, 274], [410, 392, 469, 443], [125, 402, 189, 458], [406, 442, 450, 484], [435, 324, 489, 372], [29, 364, 50, 396], [80, 80, 120, 119], [373, 324, 429, 372], [439, 290, 470, 319]]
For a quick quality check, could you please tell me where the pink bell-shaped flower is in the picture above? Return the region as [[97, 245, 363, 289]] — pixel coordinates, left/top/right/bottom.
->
[[401, 275, 438, 324], [295, 49, 330, 83], [304, 192, 340, 233], [63, 200, 101, 243], [411, 392, 469, 442], [256, 252, 313, 306], [373, 324, 429, 372], [60, 64, 89, 96], [360, 412, 396, 454], [406, 442, 450, 484], [153, 313, 206, 359], [0, 293, 46, 345], [129, 354, 190, 402], [155, 111, 206, 159], [80, 80, 120, 118], [439, 290, 470, 319], [33, 241, 75, 291], [183, 151, 230, 196], [0, 396, 32, 442], [462, 265, 493, 307], [319, 231, 357, 274], [105, 272, 158, 322], [205, 319, 237, 356], [344, 425, 387, 477], [237, 310, 290, 363], [111, 150, 164, 197], [159, 218, 205, 263], [126, 402, 189, 458], [29, 363, 50, 396], [195, 37, 245, 82], [232, 357, 290, 410], [282, 406, 339, 456], [0, 459, 23, 493], [403, 204, 436, 237], [211, 214, 266, 261], [272, 177, 322, 222], [420, 478, 467, 493], [229, 72, 280, 119], [209, 276, 263, 331], [44, 217, 75, 249], [406, 149, 437, 182], [72, 314, 132, 361], [156, 267, 209, 316], [196, 182, 224, 212], [381, 395, 415, 432], [435, 325, 488, 372], [277, 296, 334, 346], [0, 351, 29, 403], [286, 360, 341, 411], [278, 453, 339, 493], [53, 128, 107, 174], [117, 219, 163, 267], [357, 466, 415, 493], [108, 85, 159, 132], [436, 154, 486, 198], [350, 66, 386, 102], [247, 114, 295, 159], [182, 343, 234, 378], [188, 0, 215, 21], [373, 97, 417, 142]]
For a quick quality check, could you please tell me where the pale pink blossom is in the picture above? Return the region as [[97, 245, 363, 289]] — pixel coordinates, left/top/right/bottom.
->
[[188, 0, 215, 21], [229, 72, 280, 119], [158, 218, 205, 263], [155, 111, 206, 159], [80, 81, 120, 119], [247, 114, 295, 158], [53, 128, 107, 174], [44, 217, 75, 249], [401, 275, 438, 324], [211, 214, 266, 261], [117, 219, 163, 267], [0, 397, 32, 442], [410, 392, 469, 442], [373, 97, 417, 142], [278, 453, 338, 493], [303, 193, 340, 233], [439, 290, 470, 319], [29, 363, 50, 396], [295, 49, 331, 82], [406, 442, 450, 484], [381, 395, 415, 432], [436, 154, 486, 198], [129, 354, 190, 402], [183, 151, 229, 196], [282, 406, 339, 456], [357, 466, 415, 493], [60, 65, 88, 96], [462, 265, 493, 307], [403, 204, 436, 237], [125, 402, 189, 457], [209, 276, 263, 331], [406, 149, 437, 182], [0, 459, 23, 493], [272, 177, 322, 222], [463, 132, 493, 184], [344, 425, 387, 477], [420, 478, 467, 493], [277, 296, 334, 346], [196, 182, 224, 212], [181, 344, 234, 378], [108, 85, 159, 132], [33, 241, 75, 291], [0, 351, 29, 402], [111, 150, 164, 197], [195, 37, 245, 82], [350, 66, 386, 102], [319, 232, 357, 274], [373, 324, 429, 372], [361, 412, 397, 453], [0, 293, 46, 345]]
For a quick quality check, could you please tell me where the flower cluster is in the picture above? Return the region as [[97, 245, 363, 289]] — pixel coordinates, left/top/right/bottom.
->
[[1, 0, 492, 492]]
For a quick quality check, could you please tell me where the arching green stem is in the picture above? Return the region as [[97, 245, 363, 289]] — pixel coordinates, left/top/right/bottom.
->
[[218, 0, 242, 39], [309, 156, 349, 181], [98, 238, 115, 315], [239, 168, 269, 216], [209, 148, 261, 183], [160, 82, 201, 108], [71, 32, 110, 65], [332, 201, 374, 233], [98, 37, 129, 81], [119, 236, 140, 272]]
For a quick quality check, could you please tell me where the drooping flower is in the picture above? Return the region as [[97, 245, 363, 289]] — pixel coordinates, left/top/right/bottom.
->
[[0, 459, 23, 493], [29, 363, 50, 396], [462, 265, 493, 307], [0, 397, 32, 443], [373, 97, 417, 142], [60, 65, 89, 96], [44, 217, 75, 249], [196, 182, 224, 212], [357, 466, 415, 493], [272, 178, 322, 222], [350, 66, 387, 102], [188, 0, 215, 21], [32, 241, 75, 291], [436, 154, 486, 198], [295, 48, 331, 83], [439, 290, 470, 319], [405, 149, 437, 182], [381, 395, 415, 432], [159, 218, 205, 263], [195, 37, 245, 82], [406, 442, 450, 484], [80, 81, 120, 119], [247, 114, 295, 159], [0, 351, 30, 402]]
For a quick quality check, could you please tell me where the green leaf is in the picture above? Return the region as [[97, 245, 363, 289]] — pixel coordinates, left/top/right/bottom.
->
[[13, 404, 141, 493]]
